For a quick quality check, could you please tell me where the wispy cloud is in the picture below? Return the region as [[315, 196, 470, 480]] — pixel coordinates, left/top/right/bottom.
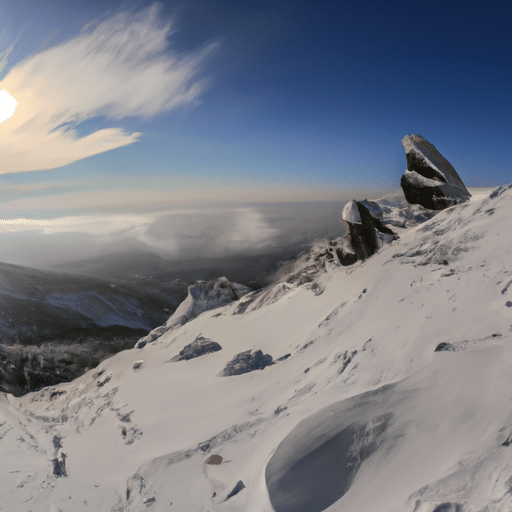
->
[[0, 213, 152, 235], [0, 207, 278, 255], [0, 3, 217, 173], [129, 207, 280, 258]]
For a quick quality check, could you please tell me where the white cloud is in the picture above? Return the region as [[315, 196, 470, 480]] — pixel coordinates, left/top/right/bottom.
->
[[213, 207, 279, 254], [0, 201, 355, 269], [0, 213, 153, 235], [0, 207, 281, 258], [0, 3, 217, 173], [129, 207, 280, 258]]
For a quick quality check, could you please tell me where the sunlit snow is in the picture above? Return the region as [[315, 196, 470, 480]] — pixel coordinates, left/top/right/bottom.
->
[[2, 185, 512, 512]]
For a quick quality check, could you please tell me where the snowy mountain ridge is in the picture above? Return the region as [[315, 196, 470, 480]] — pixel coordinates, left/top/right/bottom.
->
[[0, 261, 174, 340], [1, 185, 512, 511]]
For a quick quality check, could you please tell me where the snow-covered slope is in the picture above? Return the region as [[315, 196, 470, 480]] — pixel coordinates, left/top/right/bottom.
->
[[2, 186, 512, 512]]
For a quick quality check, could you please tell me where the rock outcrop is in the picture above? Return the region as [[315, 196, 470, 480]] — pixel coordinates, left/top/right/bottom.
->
[[337, 200, 397, 262], [135, 277, 250, 348], [257, 189, 435, 300], [219, 349, 274, 376], [400, 134, 471, 210], [171, 335, 222, 361]]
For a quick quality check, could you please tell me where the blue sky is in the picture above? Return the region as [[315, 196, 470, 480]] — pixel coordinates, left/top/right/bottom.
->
[[0, 1, 510, 268]]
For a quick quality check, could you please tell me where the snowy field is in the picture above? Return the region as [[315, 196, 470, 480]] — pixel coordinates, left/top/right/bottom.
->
[[2, 185, 512, 511]]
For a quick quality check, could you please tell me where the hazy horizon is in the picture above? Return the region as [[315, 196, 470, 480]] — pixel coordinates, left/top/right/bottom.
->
[[0, 197, 362, 273]]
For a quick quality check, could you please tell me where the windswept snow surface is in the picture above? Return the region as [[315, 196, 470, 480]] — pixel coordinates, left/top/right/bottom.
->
[[2, 186, 512, 511]]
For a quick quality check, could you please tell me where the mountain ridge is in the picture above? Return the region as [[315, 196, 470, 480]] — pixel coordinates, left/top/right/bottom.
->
[[1, 182, 511, 511]]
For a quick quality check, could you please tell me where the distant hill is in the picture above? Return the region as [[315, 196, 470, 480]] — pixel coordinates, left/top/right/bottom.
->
[[0, 261, 188, 395]]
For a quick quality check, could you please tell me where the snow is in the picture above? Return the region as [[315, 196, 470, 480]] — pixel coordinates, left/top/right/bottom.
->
[[2, 184, 512, 511], [468, 186, 498, 201], [403, 168, 447, 188]]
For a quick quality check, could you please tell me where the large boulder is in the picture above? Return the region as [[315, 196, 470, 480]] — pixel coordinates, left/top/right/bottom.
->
[[400, 134, 471, 210], [219, 349, 274, 377]]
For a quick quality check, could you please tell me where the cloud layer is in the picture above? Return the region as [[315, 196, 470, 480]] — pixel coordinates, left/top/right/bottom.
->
[[0, 4, 216, 173], [0, 202, 349, 269]]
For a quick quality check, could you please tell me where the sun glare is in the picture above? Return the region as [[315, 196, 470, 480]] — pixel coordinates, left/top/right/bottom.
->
[[0, 88, 18, 124]]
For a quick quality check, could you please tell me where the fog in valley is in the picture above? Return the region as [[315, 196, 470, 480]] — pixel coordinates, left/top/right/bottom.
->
[[0, 197, 388, 287]]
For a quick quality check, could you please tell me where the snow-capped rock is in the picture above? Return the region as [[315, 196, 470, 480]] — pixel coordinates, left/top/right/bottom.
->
[[219, 349, 274, 376], [339, 200, 397, 261], [135, 277, 250, 348], [400, 134, 471, 210]]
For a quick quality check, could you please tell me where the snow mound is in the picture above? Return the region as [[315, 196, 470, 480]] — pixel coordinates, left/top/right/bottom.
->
[[170, 334, 222, 361]]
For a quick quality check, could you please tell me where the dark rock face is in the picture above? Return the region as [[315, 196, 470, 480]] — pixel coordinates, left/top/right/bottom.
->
[[337, 200, 397, 264], [270, 194, 432, 286], [400, 134, 471, 210], [52, 453, 67, 477], [336, 248, 358, 266], [171, 335, 222, 361], [434, 342, 456, 352], [219, 349, 274, 376]]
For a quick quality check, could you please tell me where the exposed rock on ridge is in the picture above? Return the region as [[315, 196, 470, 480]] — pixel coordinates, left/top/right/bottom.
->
[[219, 349, 274, 376], [135, 277, 250, 348], [400, 134, 471, 210]]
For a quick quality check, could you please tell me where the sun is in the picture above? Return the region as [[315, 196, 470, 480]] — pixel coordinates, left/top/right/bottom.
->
[[0, 88, 18, 124]]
